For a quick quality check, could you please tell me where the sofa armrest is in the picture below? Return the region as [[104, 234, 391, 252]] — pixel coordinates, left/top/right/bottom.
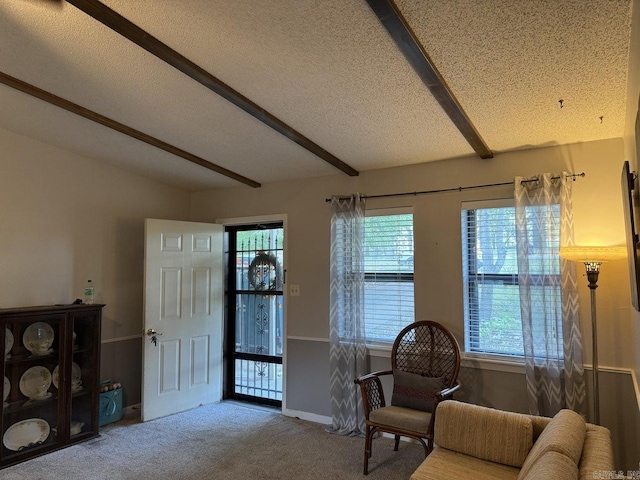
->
[[434, 400, 534, 468], [578, 425, 614, 480]]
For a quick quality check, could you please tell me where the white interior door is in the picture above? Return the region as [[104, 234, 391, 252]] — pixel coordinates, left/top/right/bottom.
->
[[142, 218, 223, 421]]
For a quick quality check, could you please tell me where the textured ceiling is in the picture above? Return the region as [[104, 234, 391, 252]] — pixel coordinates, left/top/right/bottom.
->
[[0, 0, 634, 191]]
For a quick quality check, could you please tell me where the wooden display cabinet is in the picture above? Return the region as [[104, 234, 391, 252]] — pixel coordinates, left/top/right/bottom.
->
[[0, 304, 103, 468]]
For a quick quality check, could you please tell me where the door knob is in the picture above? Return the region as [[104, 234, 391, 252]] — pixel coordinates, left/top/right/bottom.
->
[[146, 328, 163, 347]]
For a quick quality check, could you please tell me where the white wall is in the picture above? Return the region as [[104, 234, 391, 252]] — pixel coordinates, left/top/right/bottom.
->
[[624, 0, 640, 414], [193, 138, 633, 364], [1, 122, 637, 468], [0, 127, 191, 405], [192, 137, 639, 469]]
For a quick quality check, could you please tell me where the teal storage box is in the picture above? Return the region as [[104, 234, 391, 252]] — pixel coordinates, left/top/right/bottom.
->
[[99, 388, 123, 426]]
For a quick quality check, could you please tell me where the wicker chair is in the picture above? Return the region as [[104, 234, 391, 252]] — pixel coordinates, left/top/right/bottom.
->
[[354, 321, 461, 474]]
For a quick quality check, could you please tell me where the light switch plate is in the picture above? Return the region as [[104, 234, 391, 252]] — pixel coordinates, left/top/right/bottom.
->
[[290, 285, 300, 296]]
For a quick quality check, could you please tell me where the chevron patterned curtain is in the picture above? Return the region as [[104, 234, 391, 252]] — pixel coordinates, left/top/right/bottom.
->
[[514, 173, 587, 417], [328, 194, 367, 436]]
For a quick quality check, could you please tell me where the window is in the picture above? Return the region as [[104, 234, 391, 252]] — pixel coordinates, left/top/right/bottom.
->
[[363, 210, 414, 343], [461, 200, 561, 357]]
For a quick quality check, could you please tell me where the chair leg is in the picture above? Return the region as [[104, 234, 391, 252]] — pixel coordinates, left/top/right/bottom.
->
[[419, 437, 432, 457], [363, 449, 369, 475], [394, 435, 400, 451], [363, 425, 372, 475]]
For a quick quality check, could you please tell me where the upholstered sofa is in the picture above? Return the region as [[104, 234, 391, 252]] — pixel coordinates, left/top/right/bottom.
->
[[411, 400, 613, 480]]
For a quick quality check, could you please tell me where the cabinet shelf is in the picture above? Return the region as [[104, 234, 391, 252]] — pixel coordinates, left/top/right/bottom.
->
[[5, 351, 57, 366], [3, 394, 59, 415], [2, 436, 58, 461], [0, 304, 103, 469]]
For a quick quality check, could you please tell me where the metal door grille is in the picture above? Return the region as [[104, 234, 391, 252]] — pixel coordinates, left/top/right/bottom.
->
[[225, 223, 283, 406]]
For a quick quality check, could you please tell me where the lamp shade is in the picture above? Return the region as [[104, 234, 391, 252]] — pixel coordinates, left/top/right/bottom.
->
[[559, 246, 627, 263]]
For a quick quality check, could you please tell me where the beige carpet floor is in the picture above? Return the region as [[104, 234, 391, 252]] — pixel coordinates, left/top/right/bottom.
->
[[0, 401, 425, 479]]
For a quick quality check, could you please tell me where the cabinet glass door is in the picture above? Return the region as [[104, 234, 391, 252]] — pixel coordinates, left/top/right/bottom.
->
[[1, 314, 64, 463], [69, 310, 99, 439]]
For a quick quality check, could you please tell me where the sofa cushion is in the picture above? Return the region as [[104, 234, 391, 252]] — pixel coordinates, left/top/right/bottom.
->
[[434, 401, 533, 468], [369, 405, 432, 435], [410, 447, 520, 480], [391, 370, 444, 412], [578, 425, 614, 480], [517, 409, 586, 480], [520, 451, 578, 480]]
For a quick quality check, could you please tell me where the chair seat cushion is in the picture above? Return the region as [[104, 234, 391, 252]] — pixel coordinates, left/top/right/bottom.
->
[[391, 370, 445, 412], [369, 405, 432, 435]]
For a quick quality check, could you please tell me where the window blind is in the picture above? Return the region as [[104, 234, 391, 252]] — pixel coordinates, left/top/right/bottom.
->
[[364, 212, 414, 343], [461, 204, 561, 357]]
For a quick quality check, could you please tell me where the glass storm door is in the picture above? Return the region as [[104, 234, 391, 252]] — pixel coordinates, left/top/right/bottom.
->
[[225, 223, 283, 406]]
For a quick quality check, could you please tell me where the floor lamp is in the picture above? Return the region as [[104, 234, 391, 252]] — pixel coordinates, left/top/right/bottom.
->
[[560, 246, 626, 425]]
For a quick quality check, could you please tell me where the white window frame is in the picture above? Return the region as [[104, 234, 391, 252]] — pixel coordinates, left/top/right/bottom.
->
[[363, 207, 415, 347], [461, 198, 562, 362]]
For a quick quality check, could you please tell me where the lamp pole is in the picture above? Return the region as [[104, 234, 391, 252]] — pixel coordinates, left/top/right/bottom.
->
[[584, 261, 601, 425], [559, 245, 626, 425]]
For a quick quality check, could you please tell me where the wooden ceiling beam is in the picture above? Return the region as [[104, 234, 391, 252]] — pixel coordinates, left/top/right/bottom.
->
[[0, 71, 261, 188], [66, 0, 359, 177], [366, 0, 493, 159]]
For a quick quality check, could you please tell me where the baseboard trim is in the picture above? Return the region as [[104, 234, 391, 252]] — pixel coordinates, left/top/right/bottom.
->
[[282, 408, 331, 425], [282, 409, 411, 443], [123, 403, 330, 422], [123, 403, 140, 416]]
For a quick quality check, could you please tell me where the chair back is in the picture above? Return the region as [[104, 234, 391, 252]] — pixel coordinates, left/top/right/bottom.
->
[[391, 321, 461, 389]]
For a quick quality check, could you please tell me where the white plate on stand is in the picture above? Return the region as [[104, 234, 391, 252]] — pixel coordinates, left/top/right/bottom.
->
[[3, 376, 10, 407], [5, 328, 13, 358], [22, 322, 54, 356], [19, 366, 52, 400], [52, 362, 81, 390], [3, 418, 50, 451]]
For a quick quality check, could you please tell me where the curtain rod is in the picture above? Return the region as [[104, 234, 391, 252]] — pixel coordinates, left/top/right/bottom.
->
[[324, 172, 585, 202]]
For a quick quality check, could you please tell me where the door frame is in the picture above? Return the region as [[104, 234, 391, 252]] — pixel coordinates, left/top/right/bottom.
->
[[216, 214, 288, 411]]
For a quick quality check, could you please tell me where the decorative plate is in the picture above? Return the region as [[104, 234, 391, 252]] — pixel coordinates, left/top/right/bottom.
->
[[19, 366, 52, 400], [52, 362, 81, 390], [3, 418, 50, 451], [3, 376, 10, 404], [5, 328, 13, 357], [22, 322, 54, 356], [70, 421, 84, 436], [52, 421, 84, 438]]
